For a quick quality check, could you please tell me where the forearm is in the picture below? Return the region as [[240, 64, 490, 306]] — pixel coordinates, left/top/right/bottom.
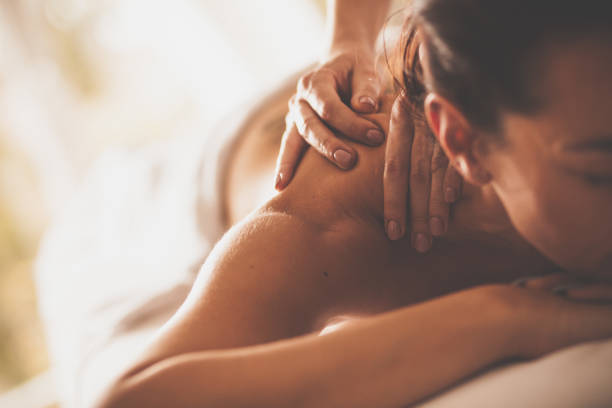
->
[[326, 0, 392, 52], [96, 286, 521, 408]]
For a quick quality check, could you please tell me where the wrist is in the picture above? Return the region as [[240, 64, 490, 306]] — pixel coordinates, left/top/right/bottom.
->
[[324, 0, 391, 56], [472, 285, 532, 360], [325, 33, 375, 60]]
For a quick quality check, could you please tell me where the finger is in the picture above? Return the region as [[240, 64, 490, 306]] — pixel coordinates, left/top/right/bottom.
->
[[300, 71, 384, 146], [274, 119, 307, 190], [384, 93, 414, 241], [428, 143, 450, 237], [409, 116, 435, 253], [350, 63, 382, 114], [517, 273, 576, 290], [293, 99, 357, 170], [443, 163, 463, 203]]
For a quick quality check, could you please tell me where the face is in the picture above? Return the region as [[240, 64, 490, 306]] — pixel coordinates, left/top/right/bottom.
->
[[482, 36, 612, 278]]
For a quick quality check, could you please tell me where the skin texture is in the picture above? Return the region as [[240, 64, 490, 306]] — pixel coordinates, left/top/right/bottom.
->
[[94, 36, 612, 408], [423, 34, 612, 280], [275, 0, 463, 247]]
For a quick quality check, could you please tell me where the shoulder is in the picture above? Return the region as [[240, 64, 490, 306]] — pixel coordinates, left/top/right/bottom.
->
[[186, 142, 394, 336], [269, 112, 390, 233]]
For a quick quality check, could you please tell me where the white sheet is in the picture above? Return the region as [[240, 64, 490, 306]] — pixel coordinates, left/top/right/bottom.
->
[[35, 86, 612, 408], [417, 338, 612, 407]]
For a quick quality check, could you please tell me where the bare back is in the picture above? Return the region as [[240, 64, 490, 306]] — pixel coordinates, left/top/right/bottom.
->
[[116, 82, 560, 381]]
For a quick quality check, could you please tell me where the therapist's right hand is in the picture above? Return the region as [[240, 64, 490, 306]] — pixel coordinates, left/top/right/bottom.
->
[[274, 47, 385, 189]]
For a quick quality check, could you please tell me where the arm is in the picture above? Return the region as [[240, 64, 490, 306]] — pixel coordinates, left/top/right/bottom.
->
[[94, 117, 612, 407], [326, 0, 391, 54], [94, 276, 612, 408], [96, 283, 525, 408], [94, 205, 612, 407]]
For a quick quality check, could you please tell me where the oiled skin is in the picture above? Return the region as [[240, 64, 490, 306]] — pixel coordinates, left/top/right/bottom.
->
[[96, 85, 560, 408], [118, 87, 551, 363]]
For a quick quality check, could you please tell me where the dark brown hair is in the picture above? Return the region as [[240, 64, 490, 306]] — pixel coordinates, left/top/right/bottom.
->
[[399, 1, 612, 131]]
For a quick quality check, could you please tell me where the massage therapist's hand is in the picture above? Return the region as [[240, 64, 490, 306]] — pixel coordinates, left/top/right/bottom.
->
[[274, 0, 391, 188], [274, 47, 385, 185], [273, 0, 461, 251], [275, 81, 463, 252], [383, 91, 463, 250]]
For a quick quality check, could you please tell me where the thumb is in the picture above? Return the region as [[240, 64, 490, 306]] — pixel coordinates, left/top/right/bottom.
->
[[350, 63, 381, 114]]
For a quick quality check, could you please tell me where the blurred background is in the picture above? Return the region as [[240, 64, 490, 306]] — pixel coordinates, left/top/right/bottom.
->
[[0, 1, 327, 406]]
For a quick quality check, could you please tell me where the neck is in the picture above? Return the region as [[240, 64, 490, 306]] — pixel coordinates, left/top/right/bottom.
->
[[450, 183, 510, 234], [447, 182, 548, 259]]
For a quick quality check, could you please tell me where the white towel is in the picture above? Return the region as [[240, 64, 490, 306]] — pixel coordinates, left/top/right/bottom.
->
[[34, 114, 244, 407]]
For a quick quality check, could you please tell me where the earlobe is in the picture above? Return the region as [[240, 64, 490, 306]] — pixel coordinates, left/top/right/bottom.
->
[[424, 93, 493, 186], [424, 93, 442, 138]]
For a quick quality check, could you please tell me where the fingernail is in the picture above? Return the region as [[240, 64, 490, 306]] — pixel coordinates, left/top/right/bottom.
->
[[512, 277, 530, 288], [414, 233, 431, 253], [366, 129, 384, 145], [429, 217, 445, 236], [444, 187, 457, 203], [386, 220, 402, 240], [511, 275, 546, 288], [552, 284, 584, 296], [333, 149, 353, 169], [275, 172, 284, 190], [359, 96, 376, 112]]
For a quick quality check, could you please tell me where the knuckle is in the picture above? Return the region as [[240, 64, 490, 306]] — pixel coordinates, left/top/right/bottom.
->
[[302, 115, 319, 132], [431, 151, 449, 172], [429, 202, 449, 217], [390, 111, 415, 136], [410, 215, 430, 228], [298, 73, 313, 91], [411, 161, 430, 185], [390, 101, 404, 120], [384, 158, 408, 179], [446, 169, 463, 187], [288, 95, 297, 110], [311, 70, 329, 86], [319, 137, 336, 156], [393, 92, 412, 115], [319, 102, 336, 122]]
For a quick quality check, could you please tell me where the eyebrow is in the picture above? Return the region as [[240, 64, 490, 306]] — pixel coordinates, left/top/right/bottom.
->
[[566, 137, 612, 152]]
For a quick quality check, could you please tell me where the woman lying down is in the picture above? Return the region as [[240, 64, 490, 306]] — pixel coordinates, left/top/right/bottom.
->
[[95, 3, 612, 408]]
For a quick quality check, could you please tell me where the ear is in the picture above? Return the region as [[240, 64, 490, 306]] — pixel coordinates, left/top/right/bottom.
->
[[424, 93, 492, 185]]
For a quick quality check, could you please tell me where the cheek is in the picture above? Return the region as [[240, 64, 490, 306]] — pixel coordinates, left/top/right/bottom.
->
[[533, 184, 612, 275], [490, 152, 612, 274]]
